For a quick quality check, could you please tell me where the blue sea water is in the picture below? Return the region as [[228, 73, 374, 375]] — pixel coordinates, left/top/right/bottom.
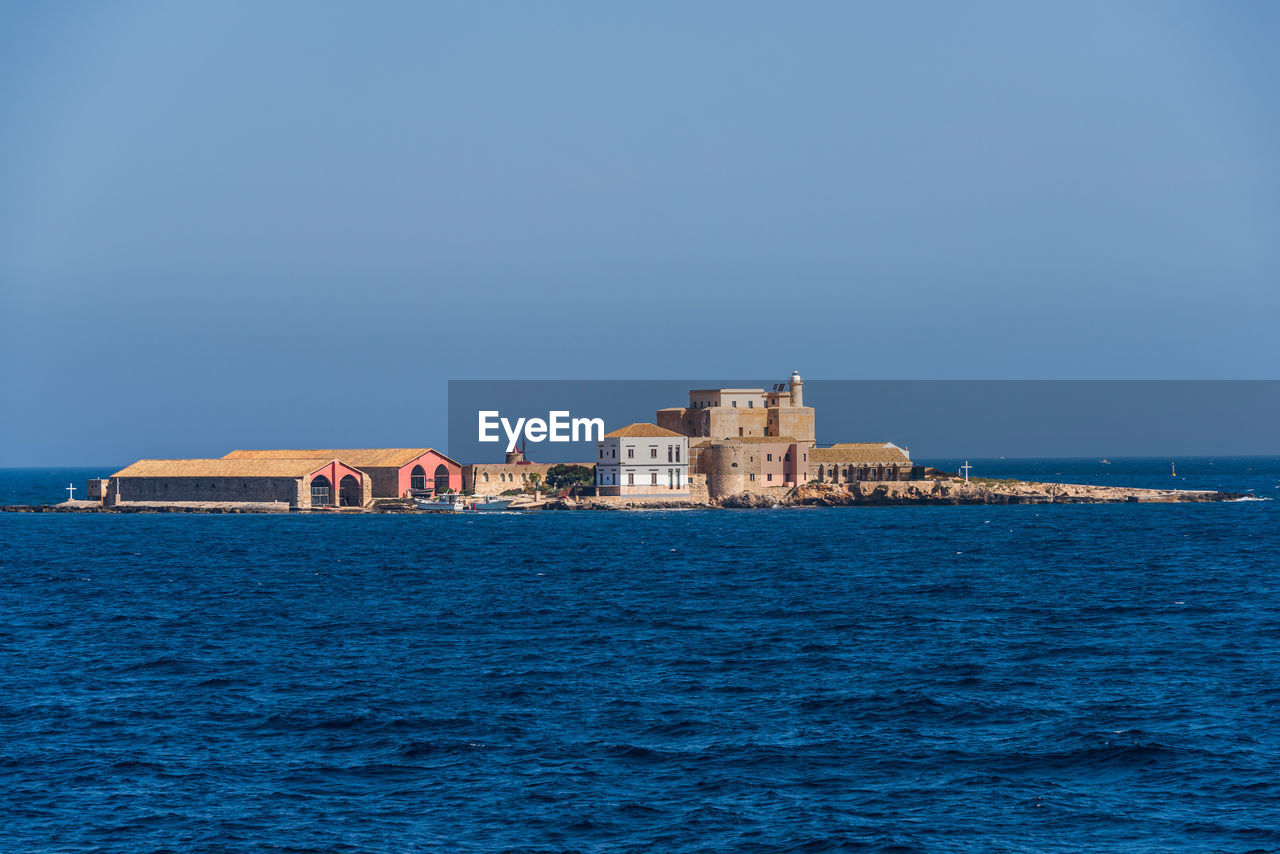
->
[[1, 458, 1278, 852]]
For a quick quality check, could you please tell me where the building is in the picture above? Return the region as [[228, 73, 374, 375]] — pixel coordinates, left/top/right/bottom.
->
[[223, 448, 461, 497], [809, 442, 914, 483], [462, 449, 596, 496], [657, 369, 815, 443], [104, 458, 373, 509], [702, 435, 812, 497], [595, 423, 689, 497], [659, 371, 815, 497], [655, 370, 915, 499]]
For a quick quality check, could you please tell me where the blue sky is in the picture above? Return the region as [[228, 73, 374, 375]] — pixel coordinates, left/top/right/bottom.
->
[[1, 2, 1277, 465]]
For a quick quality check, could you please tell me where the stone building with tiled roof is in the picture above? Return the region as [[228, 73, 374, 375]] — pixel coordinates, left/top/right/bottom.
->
[[810, 442, 913, 484], [105, 457, 373, 509]]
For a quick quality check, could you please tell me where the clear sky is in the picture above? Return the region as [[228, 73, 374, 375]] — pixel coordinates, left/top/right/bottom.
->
[[1, 2, 1277, 466]]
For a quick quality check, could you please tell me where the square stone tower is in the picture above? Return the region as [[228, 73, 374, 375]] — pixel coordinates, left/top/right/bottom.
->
[[656, 370, 814, 443]]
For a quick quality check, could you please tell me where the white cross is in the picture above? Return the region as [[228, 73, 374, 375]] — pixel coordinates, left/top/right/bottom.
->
[[959, 461, 972, 484], [66, 482, 76, 501]]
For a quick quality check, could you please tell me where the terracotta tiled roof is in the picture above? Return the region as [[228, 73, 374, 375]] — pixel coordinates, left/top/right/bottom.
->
[[224, 448, 457, 467], [113, 458, 341, 479], [603, 423, 685, 439], [810, 443, 911, 464]]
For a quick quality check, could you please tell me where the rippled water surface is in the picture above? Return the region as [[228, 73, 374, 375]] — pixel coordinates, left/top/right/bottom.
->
[[2, 459, 1278, 852]]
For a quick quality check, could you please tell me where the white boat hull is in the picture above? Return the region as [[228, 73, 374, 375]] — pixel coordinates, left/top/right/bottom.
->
[[415, 496, 516, 513]]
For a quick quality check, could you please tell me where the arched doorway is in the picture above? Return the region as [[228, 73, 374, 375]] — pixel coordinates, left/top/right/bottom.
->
[[410, 465, 426, 491], [433, 463, 451, 493], [310, 475, 331, 507], [339, 474, 361, 507]]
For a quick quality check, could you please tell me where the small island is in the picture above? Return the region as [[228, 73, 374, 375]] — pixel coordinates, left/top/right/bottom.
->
[[1, 371, 1251, 513]]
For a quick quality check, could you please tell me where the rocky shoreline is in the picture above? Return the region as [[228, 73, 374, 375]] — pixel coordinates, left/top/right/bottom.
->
[[1, 477, 1250, 514], [717, 478, 1246, 507]]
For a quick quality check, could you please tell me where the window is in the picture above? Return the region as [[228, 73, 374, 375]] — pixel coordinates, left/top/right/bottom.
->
[[651, 472, 658, 486], [628, 471, 634, 486], [738, 427, 743, 437], [310, 475, 331, 507], [650, 447, 657, 459], [410, 465, 426, 490], [784, 453, 790, 462], [748, 400, 753, 408], [767, 453, 773, 462], [675, 447, 680, 462], [667, 446, 673, 462], [668, 468, 674, 489], [482, 472, 489, 482], [749, 473, 755, 481], [767, 473, 773, 482], [627, 447, 634, 459]]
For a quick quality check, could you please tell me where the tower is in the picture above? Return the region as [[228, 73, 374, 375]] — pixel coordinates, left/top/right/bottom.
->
[[789, 370, 803, 407]]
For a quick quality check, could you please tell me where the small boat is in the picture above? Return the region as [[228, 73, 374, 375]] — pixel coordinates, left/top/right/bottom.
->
[[471, 496, 515, 512], [415, 494, 515, 513], [1100, 459, 1111, 465]]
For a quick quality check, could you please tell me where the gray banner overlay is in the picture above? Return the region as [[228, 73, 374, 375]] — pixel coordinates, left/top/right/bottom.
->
[[447, 380, 1279, 464]]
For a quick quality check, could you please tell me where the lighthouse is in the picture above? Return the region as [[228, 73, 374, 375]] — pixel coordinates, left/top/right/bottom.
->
[[789, 369, 804, 407]]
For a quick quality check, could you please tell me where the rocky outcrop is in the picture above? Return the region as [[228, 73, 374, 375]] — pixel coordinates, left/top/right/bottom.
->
[[781, 478, 1244, 506], [542, 497, 706, 511], [718, 492, 786, 508]]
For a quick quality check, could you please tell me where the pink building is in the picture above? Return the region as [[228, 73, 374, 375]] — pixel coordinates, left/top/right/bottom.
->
[[223, 448, 462, 497]]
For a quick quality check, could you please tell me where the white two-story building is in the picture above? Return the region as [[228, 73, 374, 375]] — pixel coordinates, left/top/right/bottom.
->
[[595, 423, 690, 497]]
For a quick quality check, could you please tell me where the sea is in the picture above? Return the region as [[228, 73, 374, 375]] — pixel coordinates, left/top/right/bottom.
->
[[1, 458, 1277, 853]]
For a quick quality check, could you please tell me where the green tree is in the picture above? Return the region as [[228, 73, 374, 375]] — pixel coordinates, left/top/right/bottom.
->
[[545, 464, 594, 491]]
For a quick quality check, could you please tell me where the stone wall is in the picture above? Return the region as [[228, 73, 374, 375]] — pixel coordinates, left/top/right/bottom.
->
[[658, 403, 815, 443], [812, 463, 913, 484], [587, 494, 702, 507], [706, 442, 749, 498], [112, 476, 304, 507], [771, 407, 815, 442], [688, 473, 709, 504], [361, 467, 402, 499], [86, 479, 109, 502], [465, 463, 574, 495]]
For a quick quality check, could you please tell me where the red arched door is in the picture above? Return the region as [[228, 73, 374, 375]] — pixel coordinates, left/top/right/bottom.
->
[[339, 474, 361, 507]]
